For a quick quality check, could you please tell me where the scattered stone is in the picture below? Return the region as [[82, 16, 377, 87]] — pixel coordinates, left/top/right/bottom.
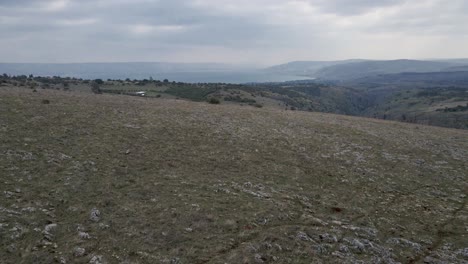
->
[[90, 208, 101, 222], [319, 233, 338, 243], [296, 231, 313, 242], [254, 253, 265, 263], [331, 251, 347, 258], [184, 228, 193, 232], [456, 248, 468, 258], [22, 207, 36, 213], [44, 223, 57, 233], [386, 238, 422, 252], [311, 244, 329, 255], [170, 257, 180, 264], [89, 255, 104, 264], [43, 223, 57, 241], [339, 245, 350, 253], [74, 247, 86, 257], [350, 239, 366, 254], [58, 153, 71, 160], [6, 244, 16, 253], [423, 256, 437, 263], [41, 240, 53, 246], [414, 159, 425, 165], [98, 223, 109, 229], [79, 231, 91, 239]]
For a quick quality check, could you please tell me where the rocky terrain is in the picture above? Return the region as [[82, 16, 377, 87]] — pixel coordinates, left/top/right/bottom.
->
[[0, 87, 467, 263]]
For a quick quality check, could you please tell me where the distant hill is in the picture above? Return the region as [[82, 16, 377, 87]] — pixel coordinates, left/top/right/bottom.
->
[[4, 59, 468, 83], [347, 71, 468, 86], [432, 58, 468, 64], [264, 60, 366, 76], [443, 65, 468, 72], [314, 60, 457, 80]]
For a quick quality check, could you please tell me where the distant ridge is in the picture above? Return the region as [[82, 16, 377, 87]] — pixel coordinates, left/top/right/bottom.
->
[[263, 59, 367, 76], [313, 59, 457, 80], [265, 59, 468, 81]]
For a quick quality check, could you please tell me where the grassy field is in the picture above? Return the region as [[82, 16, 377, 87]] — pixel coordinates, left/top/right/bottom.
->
[[0, 87, 467, 263]]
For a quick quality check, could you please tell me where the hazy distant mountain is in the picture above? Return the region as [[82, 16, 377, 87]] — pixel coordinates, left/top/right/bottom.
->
[[443, 65, 468, 72], [430, 58, 468, 64], [314, 59, 457, 80], [3, 59, 468, 83], [264, 60, 366, 76]]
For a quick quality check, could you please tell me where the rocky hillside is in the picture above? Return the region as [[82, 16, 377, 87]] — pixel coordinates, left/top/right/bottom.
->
[[0, 87, 467, 263]]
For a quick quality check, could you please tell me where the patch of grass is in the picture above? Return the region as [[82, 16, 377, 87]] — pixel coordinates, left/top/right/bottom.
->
[[164, 85, 219, 101]]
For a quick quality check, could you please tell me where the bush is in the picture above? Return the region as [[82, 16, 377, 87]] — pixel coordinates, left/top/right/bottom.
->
[[251, 103, 263, 108], [91, 82, 102, 94], [208, 98, 220, 104]]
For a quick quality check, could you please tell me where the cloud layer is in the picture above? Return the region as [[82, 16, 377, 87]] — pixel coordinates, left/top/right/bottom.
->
[[1, 0, 467, 65]]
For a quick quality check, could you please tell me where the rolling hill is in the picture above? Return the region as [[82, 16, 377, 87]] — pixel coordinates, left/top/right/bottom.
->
[[0, 86, 467, 263], [263, 60, 366, 76], [314, 60, 459, 81]]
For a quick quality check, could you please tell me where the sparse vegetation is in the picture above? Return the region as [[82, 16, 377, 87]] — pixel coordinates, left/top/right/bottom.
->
[[0, 74, 467, 129], [0, 86, 466, 263]]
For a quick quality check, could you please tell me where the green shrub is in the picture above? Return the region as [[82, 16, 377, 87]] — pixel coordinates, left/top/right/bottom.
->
[[208, 98, 220, 104]]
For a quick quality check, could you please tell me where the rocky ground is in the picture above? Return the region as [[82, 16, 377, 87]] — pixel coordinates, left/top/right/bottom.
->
[[0, 87, 467, 263]]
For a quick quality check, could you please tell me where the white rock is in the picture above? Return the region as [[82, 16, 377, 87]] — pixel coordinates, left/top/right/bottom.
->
[[74, 247, 86, 257], [90, 208, 101, 222], [78, 231, 91, 239], [89, 255, 104, 264]]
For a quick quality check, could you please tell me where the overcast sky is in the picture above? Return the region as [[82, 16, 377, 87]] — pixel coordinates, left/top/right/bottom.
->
[[1, 0, 467, 65]]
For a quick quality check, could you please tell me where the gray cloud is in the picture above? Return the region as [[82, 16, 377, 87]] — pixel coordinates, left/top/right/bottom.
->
[[0, 0, 467, 64], [307, 0, 404, 15]]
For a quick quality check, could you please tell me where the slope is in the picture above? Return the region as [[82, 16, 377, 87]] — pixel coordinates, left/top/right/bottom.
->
[[0, 87, 467, 263], [315, 60, 456, 80]]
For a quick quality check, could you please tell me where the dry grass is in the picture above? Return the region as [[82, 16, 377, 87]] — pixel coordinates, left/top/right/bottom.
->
[[0, 86, 467, 264]]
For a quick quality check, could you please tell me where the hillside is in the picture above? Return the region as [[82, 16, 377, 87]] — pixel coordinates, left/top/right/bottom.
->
[[2, 74, 467, 129], [444, 66, 468, 72], [346, 71, 468, 86], [263, 60, 366, 76], [340, 72, 468, 129], [1, 86, 467, 263], [314, 60, 457, 81]]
